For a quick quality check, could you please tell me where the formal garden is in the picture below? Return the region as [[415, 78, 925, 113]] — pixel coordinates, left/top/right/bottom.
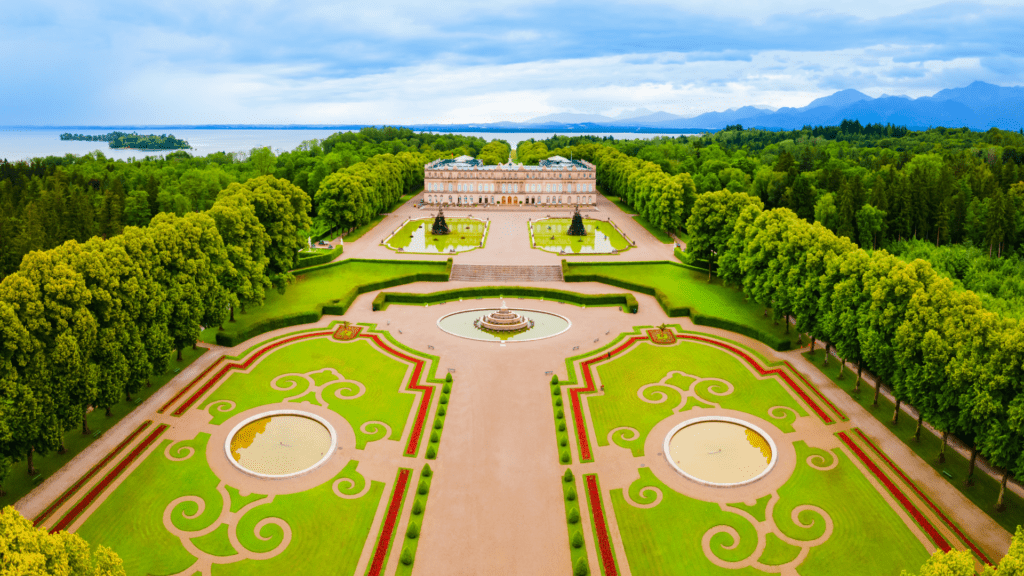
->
[[35, 323, 449, 576], [552, 327, 990, 575]]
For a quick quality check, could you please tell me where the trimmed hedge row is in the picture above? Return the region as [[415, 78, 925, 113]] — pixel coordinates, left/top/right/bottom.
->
[[372, 286, 638, 313], [215, 259, 451, 347], [563, 260, 790, 351], [294, 244, 344, 269]]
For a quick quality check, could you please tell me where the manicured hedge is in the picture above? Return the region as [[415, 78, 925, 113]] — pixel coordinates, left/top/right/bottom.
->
[[294, 244, 344, 269], [372, 286, 638, 313], [215, 259, 450, 346]]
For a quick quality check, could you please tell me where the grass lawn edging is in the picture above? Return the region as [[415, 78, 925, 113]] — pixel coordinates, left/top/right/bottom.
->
[[372, 286, 638, 313], [563, 260, 791, 351], [215, 259, 452, 347]]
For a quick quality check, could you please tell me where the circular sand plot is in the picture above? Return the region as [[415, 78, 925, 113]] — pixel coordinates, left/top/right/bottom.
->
[[664, 416, 777, 487], [226, 411, 336, 478]]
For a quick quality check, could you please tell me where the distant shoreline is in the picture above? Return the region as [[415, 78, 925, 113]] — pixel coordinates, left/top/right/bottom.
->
[[1, 124, 709, 134]]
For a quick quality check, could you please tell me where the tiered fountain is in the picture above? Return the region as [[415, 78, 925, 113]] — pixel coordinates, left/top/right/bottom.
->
[[474, 300, 534, 332]]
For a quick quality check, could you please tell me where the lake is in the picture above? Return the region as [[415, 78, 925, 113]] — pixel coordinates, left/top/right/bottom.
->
[[0, 127, 690, 162]]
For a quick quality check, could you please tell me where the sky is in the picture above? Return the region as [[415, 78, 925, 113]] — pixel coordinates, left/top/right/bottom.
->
[[1, 0, 1023, 125]]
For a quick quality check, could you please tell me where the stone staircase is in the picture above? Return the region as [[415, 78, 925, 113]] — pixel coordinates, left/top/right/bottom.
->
[[450, 264, 563, 283]]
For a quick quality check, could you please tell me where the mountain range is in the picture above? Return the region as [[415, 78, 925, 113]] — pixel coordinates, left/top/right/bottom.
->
[[422, 82, 1024, 132]]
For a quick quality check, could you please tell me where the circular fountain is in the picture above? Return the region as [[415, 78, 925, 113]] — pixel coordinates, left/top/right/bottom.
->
[[225, 410, 337, 479], [437, 303, 571, 343], [663, 416, 777, 487]]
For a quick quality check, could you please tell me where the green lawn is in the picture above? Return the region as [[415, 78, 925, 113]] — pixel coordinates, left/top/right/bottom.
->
[[387, 218, 486, 254], [77, 433, 382, 576], [588, 340, 805, 457], [564, 262, 794, 350], [611, 443, 929, 575], [803, 348, 1024, 536], [200, 260, 447, 344], [532, 218, 631, 254], [0, 346, 207, 506], [199, 337, 415, 449]]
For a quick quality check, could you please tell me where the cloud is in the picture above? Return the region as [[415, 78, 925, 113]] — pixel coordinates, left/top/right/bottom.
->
[[2, 0, 1024, 124]]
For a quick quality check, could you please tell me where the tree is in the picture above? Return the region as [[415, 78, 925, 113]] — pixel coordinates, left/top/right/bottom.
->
[[856, 204, 886, 250], [898, 547, 975, 576], [108, 227, 172, 394], [208, 196, 272, 318], [813, 193, 838, 232], [218, 176, 312, 286], [736, 208, 801, 326], [11, 249, 98, 459], [146, 214, 223, 360], [249, 146, 277, 176], [0, 505, 126, 575], [686, 190, 764, 281], [786, 174, 816, 221], [123, 190, 152, 227], [477, 140, 511, 165], [977, 322, 1024, 510], [819, 249, 872, 377]]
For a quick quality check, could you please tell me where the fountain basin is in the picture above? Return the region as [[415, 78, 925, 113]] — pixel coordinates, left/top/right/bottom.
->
[[225, 410, 337, 479], [663, 416, 777, 487], [438, 307, 570, 342]]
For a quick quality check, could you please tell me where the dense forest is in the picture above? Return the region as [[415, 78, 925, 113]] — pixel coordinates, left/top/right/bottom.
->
[[60, 131, 192, 150], [518, 124, 1024, 315], [0, 127, 503, 277]]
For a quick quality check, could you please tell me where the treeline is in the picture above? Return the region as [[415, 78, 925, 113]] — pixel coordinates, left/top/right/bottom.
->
[[0, 128, 497, 277], [889, 240, 1024, 319], [520, 126, 1024, 267], [61, 131, 191, 150], [314, 151, 430, 232], [0, 175, 310, 486], [687, 189, 1024, 510]]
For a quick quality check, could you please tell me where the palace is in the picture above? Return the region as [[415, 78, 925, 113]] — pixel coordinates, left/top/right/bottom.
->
[[423, 155, 597, 206]]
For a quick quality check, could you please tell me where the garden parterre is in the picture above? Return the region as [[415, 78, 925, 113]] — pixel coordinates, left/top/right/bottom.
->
[[36, 323, 446, 576], [558, 327, 984, 575]]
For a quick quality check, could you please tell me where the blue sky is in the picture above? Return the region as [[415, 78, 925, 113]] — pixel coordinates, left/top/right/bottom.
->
[[1, 0, 1022, 125]]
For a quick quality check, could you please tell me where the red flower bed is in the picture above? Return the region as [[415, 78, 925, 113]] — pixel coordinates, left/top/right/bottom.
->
[[51, 424, 168, 533], [854, 429, 989, 563], [585, 474, 618, 576], [838, 431, 950, 551], [367, 468, 411, 576], [34, 420, 153, 526]]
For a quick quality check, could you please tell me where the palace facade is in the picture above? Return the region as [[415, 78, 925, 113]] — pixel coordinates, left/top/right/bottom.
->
[[423, 155, 597, 206]]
